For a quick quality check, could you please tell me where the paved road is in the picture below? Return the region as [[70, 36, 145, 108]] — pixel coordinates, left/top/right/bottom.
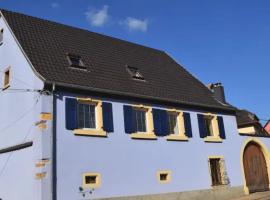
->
[[230, 191, 270, 200]]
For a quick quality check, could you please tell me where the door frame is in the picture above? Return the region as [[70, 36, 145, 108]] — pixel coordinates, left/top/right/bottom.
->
[[240, 138, 270, 194]]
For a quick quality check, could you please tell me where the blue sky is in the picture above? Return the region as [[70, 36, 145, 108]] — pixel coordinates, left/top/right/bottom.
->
[[1, 0, 269, 124]]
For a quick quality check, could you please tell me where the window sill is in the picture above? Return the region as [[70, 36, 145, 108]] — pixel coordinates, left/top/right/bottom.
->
[[73, 129, 107, 137], [204, 136, 222, 143], [166, 135, 189, 141], [130, 133, 157, 140]]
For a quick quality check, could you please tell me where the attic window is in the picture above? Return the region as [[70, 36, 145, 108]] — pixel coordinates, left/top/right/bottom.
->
[[126, 66, 144, 80], [67, 54, 86, 69], [0, 29, 3, 46]]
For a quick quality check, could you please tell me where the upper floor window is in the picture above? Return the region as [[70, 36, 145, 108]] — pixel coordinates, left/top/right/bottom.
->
[[3, 67, 10, 90], [123, 105, 156, 139], [0, 29, 3, 46], [134, 108, 147, 132], [78, 103, 96, 129], [152, 109, 192, 141], [168, 112, 179, 135], [67, 54, 86, 70], [197, 114, 226, 142], [204, 115, 214, 137], [65, 97, 114, 136]]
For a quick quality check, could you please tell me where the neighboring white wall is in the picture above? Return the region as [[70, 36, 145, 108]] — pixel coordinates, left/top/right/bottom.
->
[[0, 13, 50, 200], [56, 93, 252, 200]]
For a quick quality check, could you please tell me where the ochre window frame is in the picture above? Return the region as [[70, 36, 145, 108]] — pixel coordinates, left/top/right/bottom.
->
[[73, 98, 106, 137], [203, 113, 222, 143], [157, 170, 171, 184], [3, 67, 11, 90], [166, 109, 188, 141], [208, 156, 228, 187], [82, 172, 101, 189], [130, 104, 157, 140]]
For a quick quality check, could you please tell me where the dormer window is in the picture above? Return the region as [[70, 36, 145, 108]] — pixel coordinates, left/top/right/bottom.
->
[[126, 65, 144, 80], [67, 54, 86, 69], [0, 29, 3, 46]]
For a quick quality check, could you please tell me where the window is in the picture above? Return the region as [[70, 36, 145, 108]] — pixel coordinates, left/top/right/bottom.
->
[[66, 97, 114, 137], [82, 173, 101, 188], [157, 170, 171, 183], [204, 116, 214, 137], [165, 111, 191, 141], [0, 29, 3, 46], [134, 108, 147, 132], [3, 67, 10, 90], [198, 114, 225, 142], [123, 105, 156, 139], [209, 158, 222, 186], [208, 156, 229, 186], [126, 65, 144, 80], [78, 103, 96, 129], [67, 54, 85, 69], [168, 112, 179, 135]]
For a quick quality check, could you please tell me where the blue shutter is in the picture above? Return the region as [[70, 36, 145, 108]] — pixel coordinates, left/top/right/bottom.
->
[[197, 114, 207, 138], [217, 116, 226, 139], [153, 109, 169, 136], [160, 110, 169, 136], [123, 105, 135, 134], [102, 102, 114, 132], [65, 97, 78, 130], [183, 112, 192, 138]]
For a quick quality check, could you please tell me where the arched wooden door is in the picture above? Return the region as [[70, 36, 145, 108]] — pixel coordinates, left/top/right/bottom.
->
[[243, 142, 269, 193]]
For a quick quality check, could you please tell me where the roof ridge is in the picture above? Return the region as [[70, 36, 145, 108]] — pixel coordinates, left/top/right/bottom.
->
[[0, 8, 163, 53]]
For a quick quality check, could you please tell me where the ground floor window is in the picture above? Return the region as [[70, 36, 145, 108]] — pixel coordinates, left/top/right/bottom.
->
[[209, 158, 222, 186], [208, 156, 229, 186]]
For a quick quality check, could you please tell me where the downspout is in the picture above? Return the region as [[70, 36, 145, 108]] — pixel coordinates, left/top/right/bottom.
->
[[52, 83, 57, 200]]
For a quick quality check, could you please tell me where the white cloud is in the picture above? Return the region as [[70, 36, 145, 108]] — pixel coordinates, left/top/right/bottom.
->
[[85, 5, 109, 27], [51, 2, 59, 8], [124, 17, 148, 32]]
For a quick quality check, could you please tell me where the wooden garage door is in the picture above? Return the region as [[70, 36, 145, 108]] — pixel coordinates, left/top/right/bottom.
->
[[243, 142, 269, 193]]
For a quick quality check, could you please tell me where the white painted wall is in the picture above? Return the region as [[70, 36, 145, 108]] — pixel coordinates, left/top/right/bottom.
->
[[0, 13, 51, 200]]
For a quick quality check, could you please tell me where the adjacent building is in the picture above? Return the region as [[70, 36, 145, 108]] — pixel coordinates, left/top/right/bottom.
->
[[0, 9, 269, 200]]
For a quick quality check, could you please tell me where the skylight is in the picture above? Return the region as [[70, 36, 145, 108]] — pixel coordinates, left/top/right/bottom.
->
[[67, 53, 86, 69], [126, 65, 144, 80]]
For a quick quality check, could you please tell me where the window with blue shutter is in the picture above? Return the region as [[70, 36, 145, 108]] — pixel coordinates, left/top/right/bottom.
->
[[153, 109, 169, 136], [197, 114, 207, 138], [102, 102, 114, 132], [65, 97, 78, 130], [183, 112, 192, 138], [123, 105, 135, 133], [217, 116, 226, 139]]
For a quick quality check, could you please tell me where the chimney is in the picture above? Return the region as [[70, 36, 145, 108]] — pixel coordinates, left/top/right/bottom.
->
[[208, 83, 226, 104]]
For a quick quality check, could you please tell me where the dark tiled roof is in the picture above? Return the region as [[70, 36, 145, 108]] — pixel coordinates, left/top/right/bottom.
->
[[236, 109, 260, 127], [1, 9, 234, 112]]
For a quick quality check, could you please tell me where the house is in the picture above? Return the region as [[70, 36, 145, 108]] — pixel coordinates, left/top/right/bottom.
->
[[0, 9, 270, 200], [264, 120, 270, 134]]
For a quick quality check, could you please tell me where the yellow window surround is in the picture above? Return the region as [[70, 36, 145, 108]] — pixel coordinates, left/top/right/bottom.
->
[[73, 98, 107, 137], [82, 173, 101, 189], [207, 156, 228, 186], [130, 104, 157, 140], [166, 110, 189, 141], [157, 170, 171, 184], [203, 114, 222, 143], [3, 66, 11, 90]]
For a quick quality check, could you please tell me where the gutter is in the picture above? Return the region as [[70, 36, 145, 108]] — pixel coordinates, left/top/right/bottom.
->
[[52, 83, 57, 200], [46, 81, 236, 115]]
